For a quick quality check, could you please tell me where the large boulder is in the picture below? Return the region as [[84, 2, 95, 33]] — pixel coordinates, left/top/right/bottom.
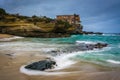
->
[[25, 58, 57, 71]]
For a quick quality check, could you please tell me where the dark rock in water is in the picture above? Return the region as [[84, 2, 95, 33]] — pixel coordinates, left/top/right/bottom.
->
[[25, 58, 57, 71], [51, 50, 60, 53], [94, 43, 108, 49], [75, 42, 108, 51], [48, 43, 108, 55]]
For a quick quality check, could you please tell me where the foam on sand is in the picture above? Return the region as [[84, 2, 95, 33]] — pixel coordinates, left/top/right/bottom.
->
[[19, 40, 112, 75], [20, 65, 71, 76], [0, 36, 24, 41], [20, 51, 80, 75]]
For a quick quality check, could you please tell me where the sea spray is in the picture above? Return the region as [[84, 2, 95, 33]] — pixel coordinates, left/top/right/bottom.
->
[[53, 53, 78, 70]]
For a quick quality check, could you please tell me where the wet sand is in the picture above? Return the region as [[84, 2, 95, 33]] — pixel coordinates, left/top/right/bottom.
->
[[0, 34, 14, 39], [0, 51, 120, 80]]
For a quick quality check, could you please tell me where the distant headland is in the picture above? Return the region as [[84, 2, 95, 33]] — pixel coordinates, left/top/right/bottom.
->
[[0, 8, 102, 38]]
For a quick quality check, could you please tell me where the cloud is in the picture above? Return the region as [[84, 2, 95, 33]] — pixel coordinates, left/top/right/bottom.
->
[[83, 18, 120, 33], [3, 0, 75, 17]]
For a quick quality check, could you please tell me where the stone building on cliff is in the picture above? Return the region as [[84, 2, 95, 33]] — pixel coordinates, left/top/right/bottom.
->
[[56, 14, 83, 33], [56, 14, 80, 25]]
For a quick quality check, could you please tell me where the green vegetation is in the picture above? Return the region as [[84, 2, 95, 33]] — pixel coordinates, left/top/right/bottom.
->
[[0, 8, 6, 14], [53, 20, 72, 33]]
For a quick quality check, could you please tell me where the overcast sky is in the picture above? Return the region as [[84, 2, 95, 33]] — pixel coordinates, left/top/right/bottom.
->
[[0, 0, 120, 33]]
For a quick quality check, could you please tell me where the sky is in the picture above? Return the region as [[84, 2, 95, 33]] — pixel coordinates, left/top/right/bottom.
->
[[0, 0, 120, 33]]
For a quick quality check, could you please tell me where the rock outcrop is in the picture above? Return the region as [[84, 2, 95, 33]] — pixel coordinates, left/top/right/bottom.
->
[[0, 8, 84, 37], [0, 26, 70, 38], [48, 43, 108, 55], [75, 42, 108, 50], [0, 8, 104, 37], [25, 58, 57, 71]]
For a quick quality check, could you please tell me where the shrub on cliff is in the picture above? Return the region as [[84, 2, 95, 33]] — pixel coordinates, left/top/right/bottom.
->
[[53, 20, 71, 33], [0, 8, 6, 15]]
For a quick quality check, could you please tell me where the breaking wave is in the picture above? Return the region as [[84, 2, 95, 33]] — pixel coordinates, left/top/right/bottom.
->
[[20, 46, 111, 75], [76, 40, 96, 44], [106, 60, 120, 64], [0, 36, 24, 41]]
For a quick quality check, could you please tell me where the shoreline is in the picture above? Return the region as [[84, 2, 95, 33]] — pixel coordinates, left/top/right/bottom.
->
[[0, 51, 120, 80], [0, 34, 120, 80], [0, 34, 24, 41], [0, 34, 14, 39]]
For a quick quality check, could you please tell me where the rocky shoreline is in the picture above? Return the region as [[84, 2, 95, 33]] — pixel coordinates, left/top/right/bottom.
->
[[47, 42, 108, 56], [24, 42, 108, 71]]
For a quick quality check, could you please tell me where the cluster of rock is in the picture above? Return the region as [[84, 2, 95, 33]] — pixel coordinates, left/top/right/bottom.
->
[[48, 43, 108, 55], [25, 58, 57, 71], [81, 31, 103, 35], [75, 42, 108, 51]]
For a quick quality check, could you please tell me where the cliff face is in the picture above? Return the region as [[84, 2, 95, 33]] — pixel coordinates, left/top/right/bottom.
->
[[0, 8, 83, 37]]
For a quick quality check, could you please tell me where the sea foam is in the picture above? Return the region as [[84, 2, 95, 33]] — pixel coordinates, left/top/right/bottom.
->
[[20, 46, 111, 75], [51, 46, 111, 70], [76, 40, 96, 44], [53, 53, 78, 70], [20, 66, 70, 76], [106, 60, 120, 64], [0, 36, 24, 41], [20, 51, 81, 75]]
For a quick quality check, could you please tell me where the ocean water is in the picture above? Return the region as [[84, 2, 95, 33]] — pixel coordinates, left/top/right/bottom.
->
[[0, 34, 120, 75], [28, 34, 120, 67]]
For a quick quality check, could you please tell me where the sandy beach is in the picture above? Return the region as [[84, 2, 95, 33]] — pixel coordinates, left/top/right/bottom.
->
[[0, 34, 14, 39], [0, 50, 120, 80], [0, 34, 120, 80]]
